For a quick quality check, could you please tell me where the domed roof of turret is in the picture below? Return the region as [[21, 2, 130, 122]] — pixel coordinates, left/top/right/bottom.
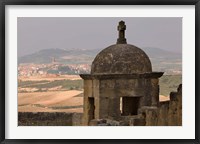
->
[[91, 21, 152, 74]]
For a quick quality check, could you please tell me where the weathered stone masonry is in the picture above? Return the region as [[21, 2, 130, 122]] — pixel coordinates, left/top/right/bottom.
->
[[80, 21, 182, 126]]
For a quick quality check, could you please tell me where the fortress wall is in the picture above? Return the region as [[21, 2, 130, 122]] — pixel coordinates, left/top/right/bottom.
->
[[18, 112, 83, 126], [72, 113, 83, 126], [167, 84, 182, 126], [140, 84, 182, 126], [158, 84, 182, 126]]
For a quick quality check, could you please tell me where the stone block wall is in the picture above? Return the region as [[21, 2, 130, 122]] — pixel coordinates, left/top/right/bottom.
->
[[18, 112, 83, 126], [139, 84, 182, 126], [72, 113, 83, 126]]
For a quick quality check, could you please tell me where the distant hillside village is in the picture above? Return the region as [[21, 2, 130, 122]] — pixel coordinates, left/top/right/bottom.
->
[[18, 46, 182, 76], [18, 60, 90, 77], [18, 62, 181, 77], [18, 63, 182, 77]]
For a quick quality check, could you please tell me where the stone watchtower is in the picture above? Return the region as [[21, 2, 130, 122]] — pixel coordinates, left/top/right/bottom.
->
[[80, 21, 164, 126]]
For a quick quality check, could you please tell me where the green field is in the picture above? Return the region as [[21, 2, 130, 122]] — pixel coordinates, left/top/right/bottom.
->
[[18, 80, 49, 87], [18, 75, 182, 96], [19, 79, 83, 91]]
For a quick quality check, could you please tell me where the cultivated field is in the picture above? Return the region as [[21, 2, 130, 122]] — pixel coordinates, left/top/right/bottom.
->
[[18, 75, 81, 81], [159, 95, 170, 102], [18, 90, 83, 113]]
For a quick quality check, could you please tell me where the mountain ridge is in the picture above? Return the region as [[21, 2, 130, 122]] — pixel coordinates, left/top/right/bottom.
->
[[18, 47, 181, 64]]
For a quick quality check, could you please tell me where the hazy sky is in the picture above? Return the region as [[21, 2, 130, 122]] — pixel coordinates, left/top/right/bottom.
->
[[18, 17, 182, 57]]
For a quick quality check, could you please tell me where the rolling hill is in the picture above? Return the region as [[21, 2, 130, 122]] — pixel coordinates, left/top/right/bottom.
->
[[18, 47, 181, 64]]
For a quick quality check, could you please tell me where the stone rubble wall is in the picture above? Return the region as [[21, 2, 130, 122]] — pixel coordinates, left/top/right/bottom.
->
[[72, 113, 83, 126], [139, 84, 182, 126], [18, 112, 83, 126]]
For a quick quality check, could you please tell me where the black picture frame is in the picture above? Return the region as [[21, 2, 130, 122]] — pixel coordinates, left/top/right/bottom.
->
[[0, 0, 199, 143]]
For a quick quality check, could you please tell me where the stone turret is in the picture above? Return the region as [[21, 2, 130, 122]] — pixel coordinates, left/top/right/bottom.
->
[[80, 21, 164, 126]]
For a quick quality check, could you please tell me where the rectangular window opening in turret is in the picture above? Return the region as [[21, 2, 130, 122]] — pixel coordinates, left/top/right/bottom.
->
[[120, 96, 140, 116], [88, 97, 95, 121]]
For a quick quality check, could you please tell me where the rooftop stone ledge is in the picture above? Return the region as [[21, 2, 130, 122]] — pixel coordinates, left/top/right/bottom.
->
[[80, 72, 164, 80]]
